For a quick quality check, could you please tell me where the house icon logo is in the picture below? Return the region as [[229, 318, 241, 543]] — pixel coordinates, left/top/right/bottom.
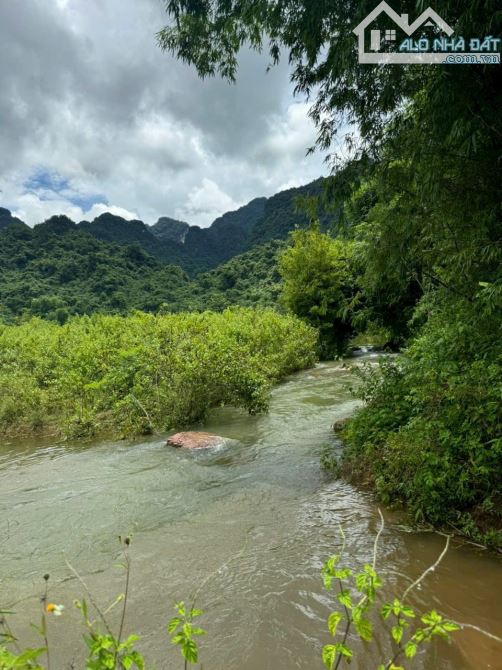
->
[[353, 1, 500, 64]]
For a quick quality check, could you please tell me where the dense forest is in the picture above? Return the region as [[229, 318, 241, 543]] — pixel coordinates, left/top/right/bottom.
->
[[0, 180, 322, 321]]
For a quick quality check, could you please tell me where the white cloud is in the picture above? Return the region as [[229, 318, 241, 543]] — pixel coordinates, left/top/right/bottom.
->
[[11, 192, 84, 226], [10, 191, 138, 227], [175, 178, 242, 227], [85, 203, 138, 220], [263, 102, 317, 156], [0, 0, 329, 229]]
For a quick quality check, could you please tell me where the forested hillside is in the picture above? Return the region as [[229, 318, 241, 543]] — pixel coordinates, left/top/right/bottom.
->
[[188, 240, 285, 311], [0, 207, 286, 321], [0, 178, 332, 321], [0, 177, 328, 285], [0, 217, 192, 322], [0, 207, 24, 230]]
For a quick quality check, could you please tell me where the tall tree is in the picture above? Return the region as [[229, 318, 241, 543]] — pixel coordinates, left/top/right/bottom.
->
[[279, 225, 355, 357]]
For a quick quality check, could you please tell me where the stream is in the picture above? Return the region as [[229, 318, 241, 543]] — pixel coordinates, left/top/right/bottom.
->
[[1, 355, 501, 669]]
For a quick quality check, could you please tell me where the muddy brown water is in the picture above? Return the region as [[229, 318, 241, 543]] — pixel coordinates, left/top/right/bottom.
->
[[1, 356, 501, 669]]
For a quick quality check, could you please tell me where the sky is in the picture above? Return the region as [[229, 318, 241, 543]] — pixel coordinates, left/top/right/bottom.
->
[[0, 0, 329, 228]]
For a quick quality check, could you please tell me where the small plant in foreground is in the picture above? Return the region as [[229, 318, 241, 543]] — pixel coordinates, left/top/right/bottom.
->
[[168, 601, 206, 668], [69, 536, 147, 670], [0, 536, 206, 669], [321, 511, 461, 670]]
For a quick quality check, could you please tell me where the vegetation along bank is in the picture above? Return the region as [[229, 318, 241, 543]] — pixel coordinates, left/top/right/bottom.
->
[[0, 308, 317, 439]]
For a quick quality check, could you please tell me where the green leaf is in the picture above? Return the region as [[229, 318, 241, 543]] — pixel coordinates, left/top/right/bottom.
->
[[123, 634, 140, 646], [181, 638, 198, 664], [401, 605, 415, 618], [323, 555, 340, 574], [12, 647, 46, 664], [421, 609, 441, 626], [322, 644, 336, 670], [323, 574, 334, 590], [381, 603, 392, 620], [322, 555, 343, 590], [334, 568, 352, 579], [327, 611, 342, 636], [355, 617, 373, 642], [336, 590, 353, 610], [170, 632, 184, 645], [167, 617, 182, 633], [129, 650, 145, 670], [391, 625, 404, 644], [335, 643, 352, 660], [405, 641, 417, 658], [175, 601, 186, 616]]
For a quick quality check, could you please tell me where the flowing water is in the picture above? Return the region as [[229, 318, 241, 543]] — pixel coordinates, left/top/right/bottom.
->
[[1, 356, 501, 669]]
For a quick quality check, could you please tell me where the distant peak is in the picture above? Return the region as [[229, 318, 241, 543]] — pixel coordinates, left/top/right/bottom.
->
[[0, 207, 27, 230], [151, 217, 190, 244]]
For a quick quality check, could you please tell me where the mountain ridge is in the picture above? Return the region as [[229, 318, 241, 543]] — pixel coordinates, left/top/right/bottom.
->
[[0, 178, 329, 273], [0, 177, 334, 321]]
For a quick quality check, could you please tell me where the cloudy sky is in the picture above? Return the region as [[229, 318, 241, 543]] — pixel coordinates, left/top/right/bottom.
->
[[0, 0, 329, 228]]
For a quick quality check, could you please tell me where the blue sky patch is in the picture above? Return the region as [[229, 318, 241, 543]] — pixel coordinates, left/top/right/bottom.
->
[[24, 168, 106, 212]]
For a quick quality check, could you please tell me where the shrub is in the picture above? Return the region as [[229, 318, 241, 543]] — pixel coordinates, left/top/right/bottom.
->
[[341, 299, 502, 546], [0, 308, 317, 438]]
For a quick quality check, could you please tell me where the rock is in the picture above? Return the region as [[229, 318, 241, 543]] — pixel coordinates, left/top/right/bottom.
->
[[151, 217, 190, 244], [333, 418, 350, 433], [166, 431, 227, 449]]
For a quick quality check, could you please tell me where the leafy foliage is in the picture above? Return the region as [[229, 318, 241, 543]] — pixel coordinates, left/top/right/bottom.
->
[[332, 26, 502, 544], [321, 524, 460, 670], [0, 308, 317, 438], [167, 602, 206, 665], [342, 304, 502, 546], [279, 224, 356, 357], [0, 645, 45, 670]]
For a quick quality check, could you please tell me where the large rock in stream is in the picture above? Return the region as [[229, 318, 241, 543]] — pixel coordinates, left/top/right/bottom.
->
[[166, 431, 229, 450]]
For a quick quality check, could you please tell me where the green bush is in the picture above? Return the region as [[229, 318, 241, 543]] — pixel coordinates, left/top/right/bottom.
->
[[341, 299, 502, 546], [0, 308, 317, 438]]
